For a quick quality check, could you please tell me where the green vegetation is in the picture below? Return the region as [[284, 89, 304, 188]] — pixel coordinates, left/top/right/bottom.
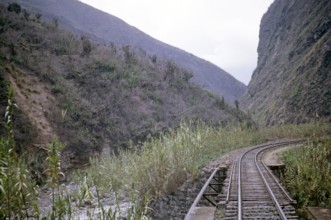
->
[[45, 138, 65, 219], [0, 3, 252, 168], [0, 86, 148, 219], [283, 138, 331, 207], [1, 3, 330, 219], [74, 121, 330, 215], [51, 84, 64, 94], [0, 85, 39, 219], [7, 3, 21, 14], [1, 85, 330, 218]]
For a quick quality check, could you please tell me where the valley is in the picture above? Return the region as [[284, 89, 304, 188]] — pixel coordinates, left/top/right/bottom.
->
[[0, 0, 330, 219]]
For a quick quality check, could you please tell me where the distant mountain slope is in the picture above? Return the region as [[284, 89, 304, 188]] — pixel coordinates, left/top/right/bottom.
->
[[0, 0, 246, 103], [0, 4, 252, 169], [241, 0, 331, 125]]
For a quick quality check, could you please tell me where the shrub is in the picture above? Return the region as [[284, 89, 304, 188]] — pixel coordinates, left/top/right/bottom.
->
[[23, 9, 30, 20], [0, 15, 6, 27], [234, 99, 240, 110], [123, 45, 135, 64], [35, 13, 42, 20], [7, 3, 21, 14], [51, 84, 64, 94], [81, 36, 92, 57]]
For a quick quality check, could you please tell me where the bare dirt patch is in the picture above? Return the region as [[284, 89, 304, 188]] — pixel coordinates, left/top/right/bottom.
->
[[262, 144, 302, 166], [8, 67, 57, 149]]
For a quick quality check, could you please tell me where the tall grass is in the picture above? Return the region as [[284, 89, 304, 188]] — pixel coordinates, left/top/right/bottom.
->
[[282, 138, 331, 207], [45, 137, 66, 219], [0, 85, 39, 219], [80, 121, 331, 211]]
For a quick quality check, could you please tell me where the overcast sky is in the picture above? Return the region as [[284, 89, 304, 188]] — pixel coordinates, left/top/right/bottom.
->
[[79, 0, 273, 85]]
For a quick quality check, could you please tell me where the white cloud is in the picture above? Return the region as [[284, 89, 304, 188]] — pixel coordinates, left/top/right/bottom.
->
[[79, 0, 273, 85]]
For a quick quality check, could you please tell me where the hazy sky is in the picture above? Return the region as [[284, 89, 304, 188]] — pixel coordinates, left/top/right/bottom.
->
[[79, 0, 273, 85]]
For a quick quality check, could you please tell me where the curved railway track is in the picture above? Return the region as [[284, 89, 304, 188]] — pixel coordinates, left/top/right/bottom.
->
[[185, 140, 302, 220]]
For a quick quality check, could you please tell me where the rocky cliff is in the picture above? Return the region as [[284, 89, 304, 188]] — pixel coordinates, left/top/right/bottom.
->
[[241, 0, 331, 125]]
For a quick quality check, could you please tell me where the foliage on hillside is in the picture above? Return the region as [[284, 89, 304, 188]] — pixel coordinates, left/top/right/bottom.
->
[[0, 0, 247, 102], [0, 4, 252, 169]]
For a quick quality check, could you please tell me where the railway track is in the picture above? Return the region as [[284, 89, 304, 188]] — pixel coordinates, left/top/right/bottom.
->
[[185, 140, 302, 220]]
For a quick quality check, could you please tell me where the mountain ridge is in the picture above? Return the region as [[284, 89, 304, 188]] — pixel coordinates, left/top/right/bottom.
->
[[0, 3, 252, 169], [0, 0, 246, 103]]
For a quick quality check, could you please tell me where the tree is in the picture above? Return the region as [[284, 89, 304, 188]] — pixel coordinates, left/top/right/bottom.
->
[[234, 99, 240, 110], [53, 18, 58, 29], [81, 36, 92, 57], [23, 9, 30, 20], [7, 3, 21, 14], [35, 13, 42, 20], [123, 45, 135, 64], [220, 96, 225, 107]]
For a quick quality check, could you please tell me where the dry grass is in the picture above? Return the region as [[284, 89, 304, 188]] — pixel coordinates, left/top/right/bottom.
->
[[77, 121, 331, 204]]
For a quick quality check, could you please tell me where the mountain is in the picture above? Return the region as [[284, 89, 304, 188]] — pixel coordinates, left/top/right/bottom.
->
[[0, 0, 246, 103], [241, 0, 331, 125], [0, 3, 252, 170]]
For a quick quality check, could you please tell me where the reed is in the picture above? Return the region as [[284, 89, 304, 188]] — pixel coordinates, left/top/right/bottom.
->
[[81, 121, 330, 214], [282, 138, 331, 207]]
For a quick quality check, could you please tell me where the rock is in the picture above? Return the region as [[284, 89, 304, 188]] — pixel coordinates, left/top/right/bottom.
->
[[241, 0, 331, 125]]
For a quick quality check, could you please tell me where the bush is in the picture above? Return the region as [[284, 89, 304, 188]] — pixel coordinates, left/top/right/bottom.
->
[[81, 36, 92, 57], [51, 84, 64, 94], [22, 9, 30, 20], [35, 13, 42, 20], [7, 3, 21, 14]]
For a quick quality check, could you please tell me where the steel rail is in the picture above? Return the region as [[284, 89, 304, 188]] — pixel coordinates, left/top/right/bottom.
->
[[184, 140, 302, 219], [237, 154, 243, 220], [184, 168, 219, 220], [255, 150, 287, 219], [225, 162, 236, 204], [261, 159, 296, 204], [237, 143, 273, 220], [237, 140, 302, 220], [259, 141, 301, 204]]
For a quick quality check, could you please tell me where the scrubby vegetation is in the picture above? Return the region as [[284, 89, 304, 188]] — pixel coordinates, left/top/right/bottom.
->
[[1, 2, 330, 219], [1, 84, 330, 218], [283, 138, 331, 208], [1, 84, 329, 219], [73, 121, 330, 217], [0, 3, 251, 171], [0, 4, 250, 218]]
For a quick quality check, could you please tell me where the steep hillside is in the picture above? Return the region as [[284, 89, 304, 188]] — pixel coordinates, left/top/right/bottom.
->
[[0, 0, 246, 103], [0, 4, 251, 169], [241, 0, 331, 125]]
